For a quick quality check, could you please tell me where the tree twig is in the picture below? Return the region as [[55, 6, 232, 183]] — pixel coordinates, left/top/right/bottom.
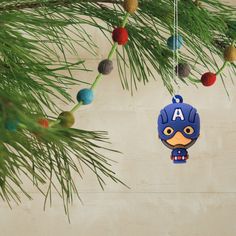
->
[[0, 0, 122, 11]]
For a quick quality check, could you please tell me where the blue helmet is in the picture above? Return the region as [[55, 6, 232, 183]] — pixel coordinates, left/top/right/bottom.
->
[[157, 95, 200, 150]]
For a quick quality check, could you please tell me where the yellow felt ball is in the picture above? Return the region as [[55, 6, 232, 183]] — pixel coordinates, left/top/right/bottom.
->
[[58, 111, 75, 128], [224, 45, 236, 62], [123, 0, 138, 14]]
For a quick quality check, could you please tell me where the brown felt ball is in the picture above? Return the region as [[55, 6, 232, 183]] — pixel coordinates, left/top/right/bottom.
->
[[123, 0, 138, 14], [58, 111, 75, 128], [224, 45, 236, 62], [175, 63, 191, 78], [98, 59, 113, 75]]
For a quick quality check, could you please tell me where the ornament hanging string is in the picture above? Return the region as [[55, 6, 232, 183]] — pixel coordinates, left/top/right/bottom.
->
[[173, 0, 180, 97]]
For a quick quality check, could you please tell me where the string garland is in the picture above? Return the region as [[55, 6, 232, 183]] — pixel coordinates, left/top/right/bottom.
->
[[4, 0, 236, 132], [200, 39, 236, 87], [3, 0, 138, 132], [168, 0, 229, 90], [165, 0, 236, 89], [48, 0, 137, 129]]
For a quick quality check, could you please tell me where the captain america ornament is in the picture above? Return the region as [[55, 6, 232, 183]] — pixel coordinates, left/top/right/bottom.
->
[[157, 95, 200, 164]]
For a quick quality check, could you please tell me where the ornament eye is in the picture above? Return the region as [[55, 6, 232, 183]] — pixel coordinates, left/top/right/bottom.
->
[[163, 127, 174, 136], [184, 126, 194, 135]]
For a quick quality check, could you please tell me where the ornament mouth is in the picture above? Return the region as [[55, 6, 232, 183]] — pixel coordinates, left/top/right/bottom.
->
[[166, 131, 192, 146], [162, 139, 197, 150]]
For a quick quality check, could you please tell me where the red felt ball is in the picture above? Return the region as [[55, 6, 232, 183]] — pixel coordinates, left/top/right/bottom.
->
[[112, 27, 128, 45], [201, 72, 217, 87], [38, 118, 49, 128]]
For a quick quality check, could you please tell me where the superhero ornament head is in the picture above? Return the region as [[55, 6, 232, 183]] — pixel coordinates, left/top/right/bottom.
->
[[157, 95, 200, 164]]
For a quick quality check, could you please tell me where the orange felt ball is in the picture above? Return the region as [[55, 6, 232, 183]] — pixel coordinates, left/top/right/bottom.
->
[[201, 72, 217, 87], [123, 0, 138, 14], [112, 27, 128, 45], [224, 45, 236, 62], [38, 118, 49, 128]]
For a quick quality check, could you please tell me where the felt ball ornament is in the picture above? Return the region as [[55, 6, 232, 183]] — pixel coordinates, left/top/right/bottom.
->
[[167, 35, 183, 50], [5, 118, 19, 132], [157, 95, 200, 164], [38, 118, 49, 128], [77, 88, 94, 105], [58, 111, 75, 128], [201, 72, 216, 87], [98, 59, 113, 75], [175, 63, 191, 78], [112, 27, 128, 45], [224, 45, 236, 62], [123, 0, 138, 14]]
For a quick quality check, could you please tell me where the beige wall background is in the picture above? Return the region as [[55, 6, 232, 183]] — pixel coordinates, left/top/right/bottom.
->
[[0, 1, 236, 235]]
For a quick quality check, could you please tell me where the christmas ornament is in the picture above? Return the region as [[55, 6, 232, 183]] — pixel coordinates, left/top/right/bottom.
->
[[224, 45, 236, 62], [123, 0, 138, 14], [201, 72, 216, 86], [77, 88, 94, 105], [175, 63, 191, 78], [98, 59, 113, 75], [58, 111, 75, 128], [5, 118, 19, 132], [157, 95, 200, 164], [112, 27, 129, 45], [38, 118, 49, 128], [167, 35, 183, 50], [158, 1, 201, 164]]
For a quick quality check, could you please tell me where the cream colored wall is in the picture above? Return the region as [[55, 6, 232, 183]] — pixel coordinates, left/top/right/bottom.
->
[[1, 2, 236, 236]]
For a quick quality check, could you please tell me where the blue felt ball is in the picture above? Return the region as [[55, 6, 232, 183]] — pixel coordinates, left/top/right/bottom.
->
[[167, 35, 183, 50], [5, 119, 19, 132], [76, 89, 94, 105]]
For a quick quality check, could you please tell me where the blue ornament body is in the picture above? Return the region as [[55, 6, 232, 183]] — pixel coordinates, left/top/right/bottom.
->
[[157, 95, 200, 164], [171, 148, 188, 164], [77, 89, 94, 105], [167, 35, 183, 50]]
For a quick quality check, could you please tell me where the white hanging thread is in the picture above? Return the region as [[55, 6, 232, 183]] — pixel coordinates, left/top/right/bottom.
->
[[173, 0, 180, 95]]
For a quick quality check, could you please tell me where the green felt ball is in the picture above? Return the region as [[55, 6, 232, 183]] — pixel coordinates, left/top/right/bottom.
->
[[58, 111, 75, 128]]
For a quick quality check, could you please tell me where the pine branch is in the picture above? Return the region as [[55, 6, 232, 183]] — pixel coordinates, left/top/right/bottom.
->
[[0, 0, 121, 11], [0, 0, 235, 215]]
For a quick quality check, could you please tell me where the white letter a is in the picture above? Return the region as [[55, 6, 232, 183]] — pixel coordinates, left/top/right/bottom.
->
[[172, 108, 184, 121]]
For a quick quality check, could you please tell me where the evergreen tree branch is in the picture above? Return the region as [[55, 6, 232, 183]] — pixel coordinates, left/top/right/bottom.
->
[[0, 0, 121, 11], [0, 0, 235, 214]]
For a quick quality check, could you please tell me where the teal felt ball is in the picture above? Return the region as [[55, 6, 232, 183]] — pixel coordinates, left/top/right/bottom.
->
[[5, 119, 19, 131], [77, 89, 94, 105], [167, 35, 183, 50]]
